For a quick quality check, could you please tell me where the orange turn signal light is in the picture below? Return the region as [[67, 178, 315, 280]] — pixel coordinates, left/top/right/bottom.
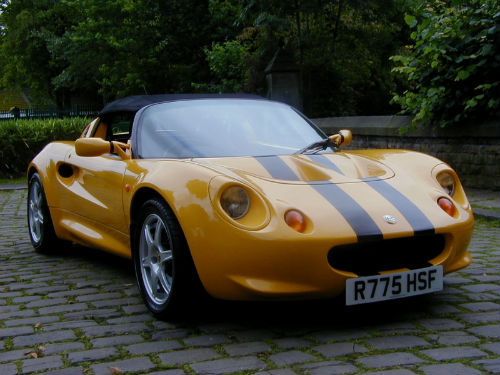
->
[[285, 210, 307, 233], [438, 197, 456, 217]]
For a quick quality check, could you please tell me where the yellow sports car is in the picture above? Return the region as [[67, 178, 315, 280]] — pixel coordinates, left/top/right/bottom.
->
[[27, 94, 474, 318]]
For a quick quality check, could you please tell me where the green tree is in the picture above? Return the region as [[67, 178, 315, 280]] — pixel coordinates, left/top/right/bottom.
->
[[391, 0, 500, 128]]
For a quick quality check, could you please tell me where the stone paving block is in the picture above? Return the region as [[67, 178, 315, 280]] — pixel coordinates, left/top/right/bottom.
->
[[230, 329, 278, 341], [420, 363, 482, 375], [473, 359, 500, 374], [107, 314, 152, 324], [0, 348, 30, 362], [68, 347, 119, 363], [22, 355, 64, 374], [146, 370, 186, 375], [363, 370, 417, 375], [458, 311, 500, 324], [91, 334, 144, 348], [420, 346, 487, 361], [12, 295, 41, 303], [190, 356, 267, 375], [310, 329, 370, 343], [91, 357, 156, 375], [0, 325, 34, 338], [467, 324, 500, 339], [44, 342, 86, 355], [47, 288, 99, 298], [255, 370, 298, 375], [313, 342, 368, 357], [42, 320, 99, 332], [364, 335, 431, 350], [0, 341, 4, 350], [75, 292, 122, 302], [25, 298, 67, 308], [4, 314, 60, 327], [125, 340, 183, 354], [38, 302, 89, 315], [357, 352, 425, 368], [273, 337, 312, 350], [428, 331, 480, 345], [122, 304, 149, 314], [183, 334, 231, 347], [81, 322, 148, 337], [41, 367, 85, 375], [223, 341, 271, 356], [370, 322, 419, 334], [269, 350, 316, 366], [91, 297, 141, 308], [418, 318, 464, 330], [481, 342, 500, 355], [151, 328, 190, 340], [148, 368, 186, 375], [0, 363, 17, 375], [460, 301, 500, 312], [159, 348, 220, 365], [462, 283, 499, 293], [64, 308, 122, 320], [13, 330, 76, 347], [0, 309, 36, 320], [300, 360, 358, 375]]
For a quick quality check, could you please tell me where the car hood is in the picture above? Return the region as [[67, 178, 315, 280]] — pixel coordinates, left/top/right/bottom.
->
[[192, 153, 394, 184]]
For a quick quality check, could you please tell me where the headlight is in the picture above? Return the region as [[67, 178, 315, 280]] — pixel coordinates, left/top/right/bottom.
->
[[437, 172, 455, 196], [220, 186, 250, 219]]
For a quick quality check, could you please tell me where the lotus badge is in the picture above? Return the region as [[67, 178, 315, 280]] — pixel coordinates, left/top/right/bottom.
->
[[383, 215, 397, 224]]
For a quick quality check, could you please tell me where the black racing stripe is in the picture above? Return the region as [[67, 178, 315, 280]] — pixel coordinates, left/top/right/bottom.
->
[[255, 156, 300, 181], [307, 154, 344, 175], [363, 179, 435, 235], [313, 184, 383, 243]]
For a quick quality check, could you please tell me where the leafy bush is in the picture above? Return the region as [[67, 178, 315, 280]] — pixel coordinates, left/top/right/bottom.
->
[[0, 118, 88, 178], [192, 40, 250, 93], [391, 0, 500, 129]]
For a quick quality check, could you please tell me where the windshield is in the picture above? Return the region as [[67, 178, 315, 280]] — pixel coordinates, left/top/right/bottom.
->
[[137, 99, 332, 158]]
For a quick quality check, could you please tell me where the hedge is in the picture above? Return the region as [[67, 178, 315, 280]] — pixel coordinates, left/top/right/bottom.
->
[[0, 118, 89, 179]]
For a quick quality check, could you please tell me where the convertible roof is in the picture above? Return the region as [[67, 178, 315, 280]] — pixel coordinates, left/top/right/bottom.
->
[[99, 93, 263, 116]]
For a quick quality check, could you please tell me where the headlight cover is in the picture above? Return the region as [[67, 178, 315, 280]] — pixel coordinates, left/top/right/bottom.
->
[[437, 171, 456, 196], [220, 186, 250, 219]]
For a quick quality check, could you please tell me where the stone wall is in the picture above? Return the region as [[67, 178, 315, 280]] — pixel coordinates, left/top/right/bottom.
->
[[313, 116, 500, 190]]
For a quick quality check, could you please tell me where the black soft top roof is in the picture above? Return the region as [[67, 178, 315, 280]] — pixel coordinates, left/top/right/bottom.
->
[[99, 93, 263, 116]]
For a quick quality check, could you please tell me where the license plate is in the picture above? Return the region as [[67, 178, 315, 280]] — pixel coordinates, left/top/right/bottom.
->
[[346, 266, 443, 306]]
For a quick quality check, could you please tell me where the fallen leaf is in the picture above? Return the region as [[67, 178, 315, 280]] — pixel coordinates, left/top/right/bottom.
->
[[108, 366, 124, 374], [29, 352, 38, 359], [34, 322, 42, 329], [38, 345, 46, 352]]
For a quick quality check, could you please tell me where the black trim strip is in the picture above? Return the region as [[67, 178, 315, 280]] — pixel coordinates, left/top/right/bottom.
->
[[307, 154, 344, 175], [363, 179, 435, 235], [255, 156, 300, 181], [312, 184, 383, 243]]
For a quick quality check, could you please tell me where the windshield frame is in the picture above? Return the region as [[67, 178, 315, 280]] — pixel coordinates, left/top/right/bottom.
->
[[131, 98, 329, 159]]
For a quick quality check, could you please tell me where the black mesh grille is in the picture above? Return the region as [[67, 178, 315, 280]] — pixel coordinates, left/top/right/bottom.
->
[[328, 234, 445, 276]]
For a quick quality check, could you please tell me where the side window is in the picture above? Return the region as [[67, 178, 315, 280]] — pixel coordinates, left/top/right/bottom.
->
[[109, 113, 133, 142]]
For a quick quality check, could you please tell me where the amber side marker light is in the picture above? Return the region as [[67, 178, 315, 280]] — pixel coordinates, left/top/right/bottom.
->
[[285, 210, 307, 233], [438, 197, 456, 217]]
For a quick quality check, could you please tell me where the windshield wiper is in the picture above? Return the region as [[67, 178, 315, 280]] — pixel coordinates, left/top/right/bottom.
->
[[295, 138, 334, 155]]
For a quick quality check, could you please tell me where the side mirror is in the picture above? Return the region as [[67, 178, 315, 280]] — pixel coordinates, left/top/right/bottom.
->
[[75, 138, 110, 157], [75, 138, 131, 159], [329, 129, 352, 147]]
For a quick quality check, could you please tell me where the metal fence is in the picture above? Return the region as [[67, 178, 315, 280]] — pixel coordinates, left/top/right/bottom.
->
[[0, 105, 99, 121]]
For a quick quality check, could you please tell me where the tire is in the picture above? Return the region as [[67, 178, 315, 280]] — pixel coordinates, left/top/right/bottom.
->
[[133, 198, 201, 319], [27, 173, 63, 253]]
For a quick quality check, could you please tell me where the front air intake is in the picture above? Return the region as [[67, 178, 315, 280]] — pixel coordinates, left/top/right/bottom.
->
[[328, 234, 445, 276]]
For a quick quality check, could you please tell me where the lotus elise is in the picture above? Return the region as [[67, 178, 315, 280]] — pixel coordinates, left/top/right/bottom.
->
[[27, 94, 474, 317]]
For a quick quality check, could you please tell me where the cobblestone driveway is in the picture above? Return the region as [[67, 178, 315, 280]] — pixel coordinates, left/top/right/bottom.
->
[[1, 189, 499, 375]]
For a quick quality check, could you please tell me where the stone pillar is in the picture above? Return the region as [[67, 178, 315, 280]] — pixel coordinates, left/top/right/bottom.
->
[[265, 48, 302, 111]]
